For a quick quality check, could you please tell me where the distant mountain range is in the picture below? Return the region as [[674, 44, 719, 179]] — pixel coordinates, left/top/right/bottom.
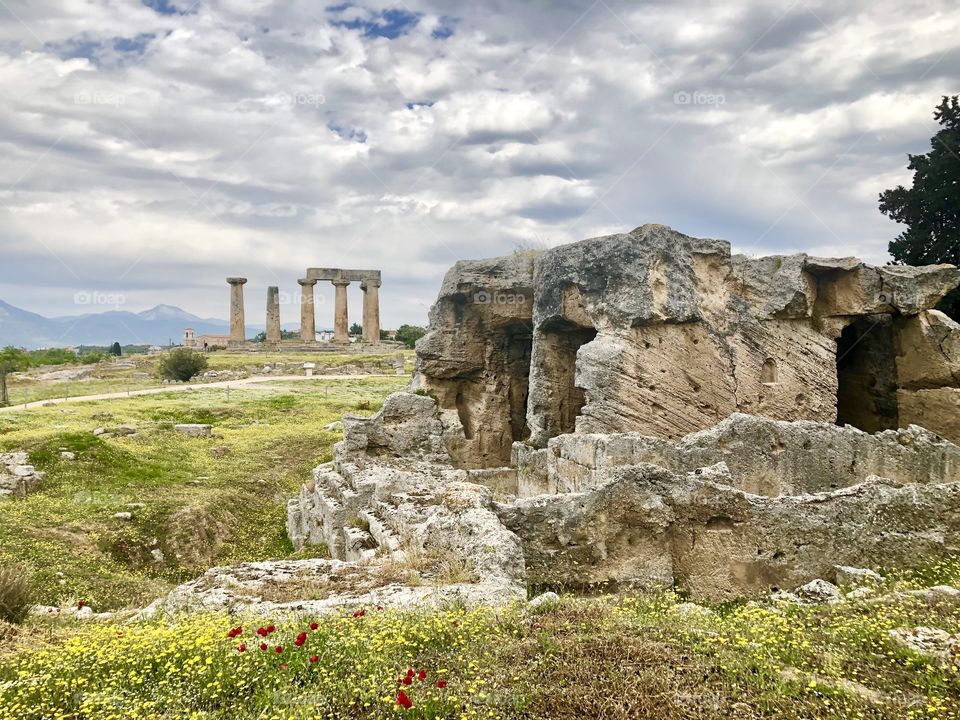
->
[[0, 300, 298, 349]]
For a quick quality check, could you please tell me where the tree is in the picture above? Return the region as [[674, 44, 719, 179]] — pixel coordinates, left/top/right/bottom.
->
[[252, 330, 298, 343], [158, 348, 208, 382], [349, 322, 363, 337], [881, 95, 960, 319], [394, 324, 427, 349], [110, 342, 122, 356], [0, 347, 31, 406]]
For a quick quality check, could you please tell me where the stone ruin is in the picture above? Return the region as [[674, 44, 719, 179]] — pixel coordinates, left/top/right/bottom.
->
[[286, 224, 960, 604]]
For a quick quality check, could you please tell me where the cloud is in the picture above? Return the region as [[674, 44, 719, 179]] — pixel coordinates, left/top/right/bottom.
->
[[0, 0, 957, 333]]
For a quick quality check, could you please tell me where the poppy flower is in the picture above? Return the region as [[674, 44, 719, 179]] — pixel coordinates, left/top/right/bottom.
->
[[396, 691, 413, 709], [417, 670, 426, 682], [406, 668, 415, 678], [237, 643, 247, 653], [257, 627, 268, 637], [259, 642, 268, 651], [376, 605, 384, 611], [267, 624, 276, 634], [310, 622, 319, 631], [436, 680, 448, 689], [77, 600, 85, 609], [274, 645, 283, 653], [227, 626, 243, 638], [400, 676, 412, 686], [353, 608, 365, 618], [294, 632, 307, 647], [309, 655, 319, 663]]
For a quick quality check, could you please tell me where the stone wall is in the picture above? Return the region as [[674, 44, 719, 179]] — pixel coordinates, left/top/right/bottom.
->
[[415, 224, 960, 468]]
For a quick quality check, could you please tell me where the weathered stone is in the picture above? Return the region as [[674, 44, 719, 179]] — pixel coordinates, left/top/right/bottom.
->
[[795, 579, 843, 604], [888, 626, 960, 663], [834, 565, 883, 587], [0, 452, 43, 498], [174, 424, 212, 437]]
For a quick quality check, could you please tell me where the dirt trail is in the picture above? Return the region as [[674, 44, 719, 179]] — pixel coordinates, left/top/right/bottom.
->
[[0, 374, 398, 413]]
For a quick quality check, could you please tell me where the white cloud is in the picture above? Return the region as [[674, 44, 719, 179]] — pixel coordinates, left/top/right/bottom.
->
[[0, 0, 957, 329]]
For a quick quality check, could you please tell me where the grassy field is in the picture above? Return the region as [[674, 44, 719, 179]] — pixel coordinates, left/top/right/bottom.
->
[[0, 376, 407, 610], [4, 349, 414, 405], [2, 367, 959, 719], [2, 566, 959, 720]]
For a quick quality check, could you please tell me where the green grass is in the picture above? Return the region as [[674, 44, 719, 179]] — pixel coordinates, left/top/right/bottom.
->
[[2, 573, 959, 720], [0, 377, 407, 610], [4, 349, 415, 404]]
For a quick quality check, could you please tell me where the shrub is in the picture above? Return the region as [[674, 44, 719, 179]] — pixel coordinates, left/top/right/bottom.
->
[[0, 565, 31, 624], [158, 349, 209, 382]]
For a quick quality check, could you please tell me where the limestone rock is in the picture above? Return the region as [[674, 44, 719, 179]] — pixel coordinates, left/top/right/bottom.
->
[[888, 626, 960, 663], [795, 579, 843, 604], [834, 566, 883, 587], [174, 424, 212, 437], [527, 591, 560, 611], [0, 452, 43, 498]]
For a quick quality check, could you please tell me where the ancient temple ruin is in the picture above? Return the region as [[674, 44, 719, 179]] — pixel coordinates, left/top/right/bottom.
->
[[224, 268, 383, 348], [287, 224, 960, 603]]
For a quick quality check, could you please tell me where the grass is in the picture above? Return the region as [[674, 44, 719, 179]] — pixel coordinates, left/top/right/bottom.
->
[[4, 349, 414, 405], [0, 376, 407, 610], [1, 564, 959, 719]]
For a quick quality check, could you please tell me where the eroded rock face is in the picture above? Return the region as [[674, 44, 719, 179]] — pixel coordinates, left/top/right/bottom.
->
[[415, 224, 960, 466]]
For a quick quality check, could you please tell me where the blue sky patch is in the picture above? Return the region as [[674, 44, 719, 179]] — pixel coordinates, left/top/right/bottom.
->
[[432, 16, 457, 39], [330, 7, 421, 39], [329, 124, 368, 143], [141, 0, 187, 14]]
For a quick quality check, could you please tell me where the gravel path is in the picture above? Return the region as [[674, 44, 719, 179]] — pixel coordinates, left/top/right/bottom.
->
[[0, 374, 398, 413]]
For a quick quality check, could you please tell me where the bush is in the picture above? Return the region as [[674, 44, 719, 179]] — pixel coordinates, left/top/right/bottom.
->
[[0, 565, 31, 624], [158, 349, 208, 382]]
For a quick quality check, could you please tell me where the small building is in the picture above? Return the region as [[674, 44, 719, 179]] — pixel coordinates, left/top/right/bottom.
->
[[183, 328, 230, 351]]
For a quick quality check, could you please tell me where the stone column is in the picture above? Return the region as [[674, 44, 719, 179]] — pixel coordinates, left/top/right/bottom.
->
[[266, 286, 281, 345], [332, 279, 350, 344], [226, 277, 248, 346], [361, 278, 381, 343], [298, 279, 317, 343]]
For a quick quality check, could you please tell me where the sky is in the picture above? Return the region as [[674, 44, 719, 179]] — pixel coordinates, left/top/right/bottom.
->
[[0, 0, 957, 329]]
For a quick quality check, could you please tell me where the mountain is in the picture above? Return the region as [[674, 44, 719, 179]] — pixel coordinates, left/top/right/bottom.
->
[[0, 300, 238, 348]]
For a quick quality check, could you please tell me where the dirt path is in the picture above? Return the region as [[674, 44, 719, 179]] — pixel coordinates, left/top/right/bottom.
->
[[0, 374, 399, 413]]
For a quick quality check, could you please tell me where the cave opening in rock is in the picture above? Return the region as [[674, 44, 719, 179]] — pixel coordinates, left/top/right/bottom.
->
[[539, 321, 598, 437], [504, 325, 534, 442], [835, 317, 899, 433]]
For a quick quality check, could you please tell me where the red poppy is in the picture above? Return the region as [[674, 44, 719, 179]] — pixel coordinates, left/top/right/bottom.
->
[[353, 609, 365, 618], [417, 670, 426, 682], [267, 624, 276, 634], [237, 643, 247, 653], [436, 680, 448, 689], [227, 626, 243, 638], [406, 668, 415, 678], [259, 642, 268, 651], [274, 645, 283, 653], [309, 655, 319, 663], [396, 691, 413, 709], [310, 622, 319, 631], [400, 676, 412, 686], [376, 605, 384, 611], [257, 627, 268, 637], [294, 632, 307, 647], [77, 600, 85, 609]]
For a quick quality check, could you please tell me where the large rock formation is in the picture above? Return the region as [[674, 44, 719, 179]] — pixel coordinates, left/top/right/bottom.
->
[[284, 224, 960, 604]]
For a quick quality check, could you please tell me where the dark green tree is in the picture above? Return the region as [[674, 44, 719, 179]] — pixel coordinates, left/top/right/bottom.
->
[[394, 324, 427, 349], [110, 342, 122, 356], [0, 347, 31, 406], [881, 95, 960, 319], [158, 348, 208, 382], [349, 322, 363, 337]]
